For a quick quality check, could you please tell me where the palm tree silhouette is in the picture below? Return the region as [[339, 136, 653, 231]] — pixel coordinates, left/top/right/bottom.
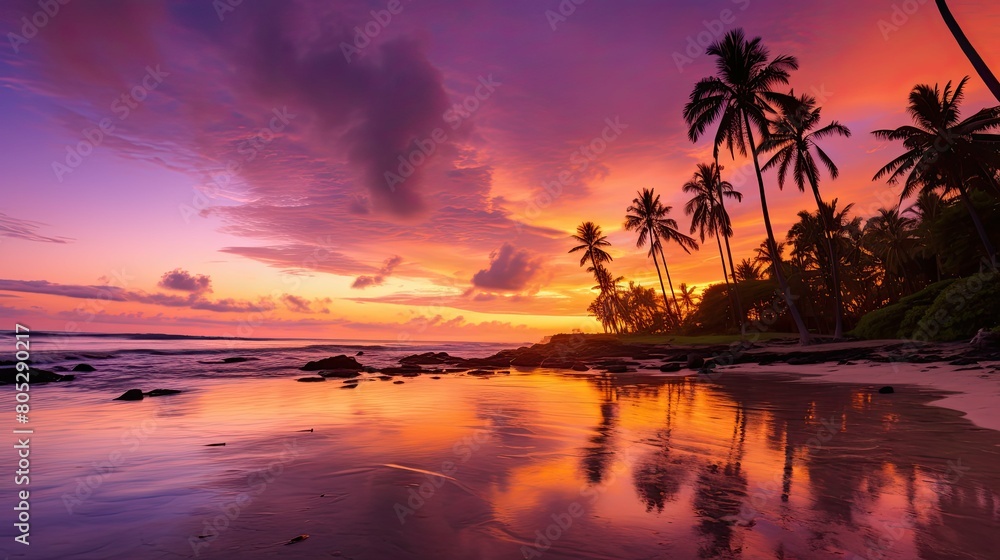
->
[[935, 0, 1000, 103], [625, 188, 680, 324], [863, 208, 918, 295], [570, 222, 624, 332], [732, 258, 762, 283], [644, 193, 699, 321], [760, 92, 852, 338], [683, 162, 745, 333], [678, 283, 700, 317], [873, 78, 1000, 267], [683, 28, 811, 343]]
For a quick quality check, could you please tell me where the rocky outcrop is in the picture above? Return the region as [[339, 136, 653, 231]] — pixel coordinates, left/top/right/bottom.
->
[[1, 368, 74, 385], [302, 355, 364, 371], [72, 363, 96, 372]]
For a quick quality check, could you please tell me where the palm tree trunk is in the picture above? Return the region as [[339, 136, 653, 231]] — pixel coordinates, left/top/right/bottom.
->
[[713, 159, 747, 336], [806, 170, 845, 339], [590, 255, 618, 334], [744, 114, 811, 344], [714, 230, 739, 331], [656, 244, 682, 318], [956, 182, 998, 268], [649, 237, 675, 328], [721, 228, 747, 336], [936, 0, 1000, 103]]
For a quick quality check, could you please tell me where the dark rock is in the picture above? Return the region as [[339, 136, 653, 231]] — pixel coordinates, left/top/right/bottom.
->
[[379, 365, 423, 375], [205, 443, 226, 447], [604, 365, 629, 373], [659, 363, 683, 373], [356, 351, 364, 356], [115, 389, 145, 401], [145, 389, 182, 397], [878, 386, 894, 394], [949, 357, 978, 366], [686, 354, 706, 370], [296, 376, 326, 382], [430, 376, 441, 379], [468, 369, 495, 376], [302, 355, 363, 371], [341, 383, 358, 389], [72, 363, 96, 372], [393, 380, 405, 384], [571, 363, 590, 371], [377, 375, 393, 381], [400, 352, 460, 365], [224, 356, 257, 363], [1, 367, 74, 385], [318, 369, 361, 378]]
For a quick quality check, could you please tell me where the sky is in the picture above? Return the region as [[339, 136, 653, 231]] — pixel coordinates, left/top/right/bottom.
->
[[1, 0, 998, 342]]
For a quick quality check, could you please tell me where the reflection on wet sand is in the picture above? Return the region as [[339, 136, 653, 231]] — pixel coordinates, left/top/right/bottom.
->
[[18, 370, 1000, 559]]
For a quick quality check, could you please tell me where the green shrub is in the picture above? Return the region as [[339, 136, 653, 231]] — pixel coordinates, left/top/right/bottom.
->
[[850, 277, 963, 340], [849, 302, 909, 340], [896, 304, 930, 339], [917, 272, 1000, 341]]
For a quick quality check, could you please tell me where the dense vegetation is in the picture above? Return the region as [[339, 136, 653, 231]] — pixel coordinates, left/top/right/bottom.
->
[[569, 27, 1000, 342]]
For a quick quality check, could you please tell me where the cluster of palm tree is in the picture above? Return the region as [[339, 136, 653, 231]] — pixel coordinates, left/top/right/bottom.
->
[[569, 24, 998, 340]]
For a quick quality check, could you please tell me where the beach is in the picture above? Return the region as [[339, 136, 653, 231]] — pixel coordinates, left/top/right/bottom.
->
[[3, 333, 1000, 559]]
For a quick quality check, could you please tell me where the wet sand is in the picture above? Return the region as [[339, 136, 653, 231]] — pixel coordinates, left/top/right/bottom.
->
[[11, 365, 999, 559]]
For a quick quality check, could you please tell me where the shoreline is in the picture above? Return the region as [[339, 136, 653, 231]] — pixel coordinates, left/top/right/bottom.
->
[[434, 334, 1000, 432]]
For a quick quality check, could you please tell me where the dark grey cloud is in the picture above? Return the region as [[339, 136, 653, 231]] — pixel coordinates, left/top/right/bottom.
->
[[0, 213, 73, 244], [351, 255, 402, 289]]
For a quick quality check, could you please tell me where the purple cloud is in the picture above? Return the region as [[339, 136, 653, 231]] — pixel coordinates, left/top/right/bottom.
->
[[0, 213, 73, 244], [471, 244, 543, 291], [351, 255, 403, 289], [158, 269, 212, 293]]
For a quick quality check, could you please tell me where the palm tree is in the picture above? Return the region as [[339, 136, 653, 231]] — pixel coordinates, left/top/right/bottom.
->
[[905, 190, 949, 281], [683, 28, 812, 343], [625, 188, 680, 324], [759, 93, 852, 338], [935, 0, 1000, 103], [873, 78, 1000, 268], [863, 208, 918, 295], [678, 283, 700, 317], [570, 222, 622, 333], [733, 258, 762, 283], [683, 162, 745, 333], [653, 207, 699, 321]]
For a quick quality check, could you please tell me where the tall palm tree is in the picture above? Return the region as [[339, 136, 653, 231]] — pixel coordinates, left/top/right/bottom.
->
[[683, 162, 745, 333], [683, 28, 812, 343], [570, 222, 622, 333], [873, 78, 1000, 267], [935, 0, 1000, 103], [625, 188, 679, 324], [653, 208, 699, 320], [759, 93, 852, 338]]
